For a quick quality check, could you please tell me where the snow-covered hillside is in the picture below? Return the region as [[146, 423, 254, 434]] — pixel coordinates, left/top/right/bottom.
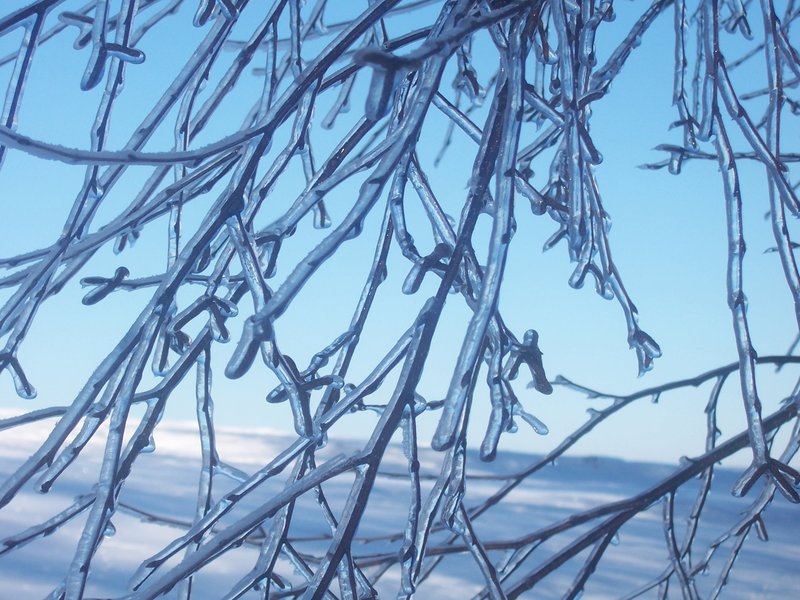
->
[[1, 414, 797, 598]]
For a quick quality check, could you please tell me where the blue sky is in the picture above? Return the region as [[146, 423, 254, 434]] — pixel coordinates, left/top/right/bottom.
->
[[0, 0, 798, 468]]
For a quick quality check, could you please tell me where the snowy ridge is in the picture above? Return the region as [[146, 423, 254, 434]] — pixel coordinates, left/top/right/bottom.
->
[[0, 413, 797, 598]]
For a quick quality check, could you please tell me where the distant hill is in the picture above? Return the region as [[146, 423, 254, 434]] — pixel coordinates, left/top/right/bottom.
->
[[1, 416, 797, 598]]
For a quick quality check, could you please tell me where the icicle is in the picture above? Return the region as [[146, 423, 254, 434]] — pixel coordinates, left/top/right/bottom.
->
[[103, 521, 116, 537], [355, 48, 409, 121]]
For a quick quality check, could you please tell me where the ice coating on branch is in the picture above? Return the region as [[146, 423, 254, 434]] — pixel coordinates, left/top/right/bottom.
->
[[194, 0, 239, 28], [81, 266, 130, 305], [0, 0, 797, 596]]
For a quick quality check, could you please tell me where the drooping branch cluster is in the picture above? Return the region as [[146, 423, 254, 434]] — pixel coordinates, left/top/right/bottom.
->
[[0, 0, 798, 598]]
